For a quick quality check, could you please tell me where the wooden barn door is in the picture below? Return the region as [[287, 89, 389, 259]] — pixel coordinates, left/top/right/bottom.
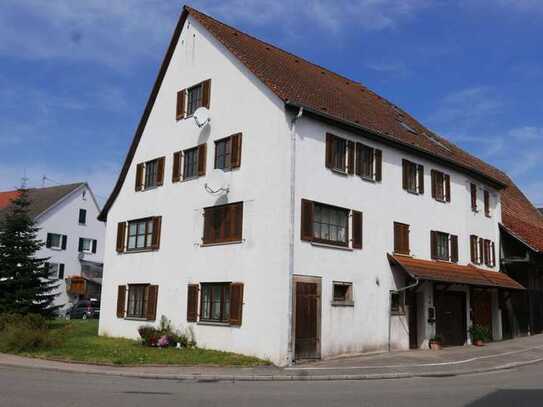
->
[[294, 276, 321, 360], [436, 291, 467, 347]]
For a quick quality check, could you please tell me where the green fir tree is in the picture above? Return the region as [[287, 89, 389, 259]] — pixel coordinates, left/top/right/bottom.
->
[[0, 187, 59, 316]]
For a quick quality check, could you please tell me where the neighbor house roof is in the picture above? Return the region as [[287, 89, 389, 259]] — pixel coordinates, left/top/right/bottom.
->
[[389, 254, 525, 290], [0, 183, 85, 222]]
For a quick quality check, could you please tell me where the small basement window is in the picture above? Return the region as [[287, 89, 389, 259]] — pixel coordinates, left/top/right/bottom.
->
[[332, 282, 353, 306]]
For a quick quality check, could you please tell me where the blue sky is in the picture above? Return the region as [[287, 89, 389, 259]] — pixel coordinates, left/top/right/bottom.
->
[[0, 0, 542, 207]]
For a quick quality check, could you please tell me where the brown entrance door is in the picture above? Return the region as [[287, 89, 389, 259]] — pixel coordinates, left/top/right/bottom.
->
[[471, 290, 493, 340], [436, 291, 466, 346], [294, 279, 321, 359], [407, 292, 418, 349]]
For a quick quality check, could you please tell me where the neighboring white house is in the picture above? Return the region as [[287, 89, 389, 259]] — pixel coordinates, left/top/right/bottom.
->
[[97, 6, 524, 366], [0, 183, 105, 313]]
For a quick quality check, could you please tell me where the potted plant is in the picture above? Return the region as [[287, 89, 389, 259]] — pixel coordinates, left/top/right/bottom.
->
[[429, 335, 442, 350], [469, 325, 491, 346]]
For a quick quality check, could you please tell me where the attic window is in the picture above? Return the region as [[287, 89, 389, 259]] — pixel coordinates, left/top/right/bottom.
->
[[424, 132, 451, 152]]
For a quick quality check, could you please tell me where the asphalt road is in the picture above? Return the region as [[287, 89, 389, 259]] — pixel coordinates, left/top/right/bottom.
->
[[1, 363, 543, 407]]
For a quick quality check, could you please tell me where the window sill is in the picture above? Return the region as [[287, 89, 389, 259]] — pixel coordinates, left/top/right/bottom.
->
[[331, 168, 348, 176], [181, 175, 200, 183], [140, 185, 162, 192], [360, 175, 377, 183], [48, 247, 64, 251], [311, 241, 353, 251], [391, 311, 406, 316], [393, 251, 411, 257], [197, 321, 231, 327], [200, 240, 244, 248], [124, 317, 150, 322], [331, 301, 354, 307], [121, 248, 156, 254], [78, 223, 87, 226], [406, 189, 422, 196], [434, 198, 448, 204]]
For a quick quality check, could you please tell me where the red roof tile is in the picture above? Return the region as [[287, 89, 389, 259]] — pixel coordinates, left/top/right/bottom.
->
[[0, 191, 20, 210], [389, 254, 525, 290]]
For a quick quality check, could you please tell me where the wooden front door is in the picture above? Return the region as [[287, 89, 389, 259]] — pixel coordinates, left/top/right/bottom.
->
[[407, 292, 418, 349], [436, 291, 466, 347], [471, 290, 493, 339], [294, 278, 321, 359]]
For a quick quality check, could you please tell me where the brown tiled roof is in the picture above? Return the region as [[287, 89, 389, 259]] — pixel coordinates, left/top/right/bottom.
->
[[388, 254, 525, 290], [0, 183, 85, 221]]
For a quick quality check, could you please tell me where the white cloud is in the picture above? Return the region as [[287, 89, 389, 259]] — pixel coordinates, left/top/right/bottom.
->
[[509, 126, 543, 141], [1, 0, 430, 66]]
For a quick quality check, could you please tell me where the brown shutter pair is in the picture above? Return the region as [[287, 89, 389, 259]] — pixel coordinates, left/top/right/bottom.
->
[[325, 133, 335, 169], [186, 282, 243, 325], [484, 191, 490, 216], [151, 216, 162, 250], [116, 222, 126, 253], [117, 286, 126, 318], [176, 89, 186, 120], [230, 133, 242, 168], [197, 143, 207, 176], [470, 235, 478, 263], [470, 184, 478, 211], [450, 235, 459, 263], [135, 163, 144, 191], [430, 231, 438, 259], [402, 160, 409, 190], [374, 149, 383, 182], [202, 202, 243, 244], [347, 141, 355, 175], [394, 222, 410, 255], [417, 165, 424, 194], [431, 170, 438, 199], [351, 210, 363, 249], [172, 151, 182, 183], [187, 284, 199, 322], [301, 199, 314, 241]]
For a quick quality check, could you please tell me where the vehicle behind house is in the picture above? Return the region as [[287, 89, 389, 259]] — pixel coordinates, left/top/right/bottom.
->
[[66, 299, 100, 320]]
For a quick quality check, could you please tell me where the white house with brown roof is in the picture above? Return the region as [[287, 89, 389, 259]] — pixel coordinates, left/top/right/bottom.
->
[[97, 6, 524, 366], [0, 183, 105, 313]]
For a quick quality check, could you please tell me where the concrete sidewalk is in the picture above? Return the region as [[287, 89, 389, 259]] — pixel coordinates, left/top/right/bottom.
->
[[2, 334, 543, 382]]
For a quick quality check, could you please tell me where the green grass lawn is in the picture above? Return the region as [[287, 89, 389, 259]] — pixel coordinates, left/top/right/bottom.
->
[[21, 320, 270, 367]]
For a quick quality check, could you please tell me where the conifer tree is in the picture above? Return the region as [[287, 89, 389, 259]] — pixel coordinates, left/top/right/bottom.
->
[[0, 187, 59, 316]]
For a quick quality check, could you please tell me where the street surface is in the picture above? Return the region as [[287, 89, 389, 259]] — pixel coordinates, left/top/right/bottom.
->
[[1, 362, 543, 407]]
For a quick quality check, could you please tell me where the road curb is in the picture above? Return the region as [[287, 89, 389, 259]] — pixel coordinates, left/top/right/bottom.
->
[[1, 357, 543, 382]]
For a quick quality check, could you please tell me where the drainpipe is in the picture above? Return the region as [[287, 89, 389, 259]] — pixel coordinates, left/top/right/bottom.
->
[[287, 106, 303, 366], [388, 278, 420, 352]]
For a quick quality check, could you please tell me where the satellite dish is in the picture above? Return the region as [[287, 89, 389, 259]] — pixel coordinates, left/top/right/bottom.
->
[[204, 169, 231, 195], [193, 107, 210, 128]]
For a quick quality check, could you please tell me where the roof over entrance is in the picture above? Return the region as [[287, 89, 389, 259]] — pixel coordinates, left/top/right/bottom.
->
[[388, 254, 525, 290]]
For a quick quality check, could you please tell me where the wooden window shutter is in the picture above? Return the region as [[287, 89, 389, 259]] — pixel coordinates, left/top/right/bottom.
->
[[187, 284, 199, 322], [78, 238, 84, 252], [325, 133, 334, 169], [92, 240, 97, 254], [172, 151, 182, 183], [145, 285, 159, 321], [431, 170, 437, 199], [116, 222, 126, 253], [231, 133, 242, 168], [176, 89, 185, 120], [135, 163, 144, 191], [46, 233, 52, 248], [491, 242, 496, 267], [300, 199, 314, 241], [203, 208, 212, 244], [431, 231, 438, 259], [355, 143, 362, 176], [374, 149, 382, 181], [470, 235, 477, 263], [417, 165, 424, 194], [116, 285, 126, 318], [444, 174, 451, 202], [394, 223, 409, 255], [450, 235, 459, 263], [347, 140, 355, 175], [202, 79, 211, 109], [471, 184, 477, 211], [352, 210, 363, 249], [230, 282, 244, 326], [58, 264, 65, 279], [151, 216, 162, 250], [62, 235, 67, 250], [402, 160, 408, 190], [484, 191, 490, 216], [230, 202, 244, 241], [156, 157, 165, 186], [478, 238, 484, 264], [197, 143, 207, 176]]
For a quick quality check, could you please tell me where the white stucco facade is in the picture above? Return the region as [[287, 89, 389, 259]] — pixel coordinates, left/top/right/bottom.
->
[[98, 14, 506, 366], [36, 184, 105, 312]]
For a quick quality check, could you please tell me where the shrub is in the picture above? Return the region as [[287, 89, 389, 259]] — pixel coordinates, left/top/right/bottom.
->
[[0, 313, 60, 353], [138, 315, 196, 348], [469, 324, 492, 342]]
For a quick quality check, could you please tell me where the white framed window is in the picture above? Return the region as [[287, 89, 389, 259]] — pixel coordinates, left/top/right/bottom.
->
[[79, 238, 96, 254], [46, 263, 65, 280], [46, 233, 64, 250]]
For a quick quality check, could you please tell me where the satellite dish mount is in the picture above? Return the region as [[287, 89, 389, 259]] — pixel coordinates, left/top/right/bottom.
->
[[193, 107, 211, 128]]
